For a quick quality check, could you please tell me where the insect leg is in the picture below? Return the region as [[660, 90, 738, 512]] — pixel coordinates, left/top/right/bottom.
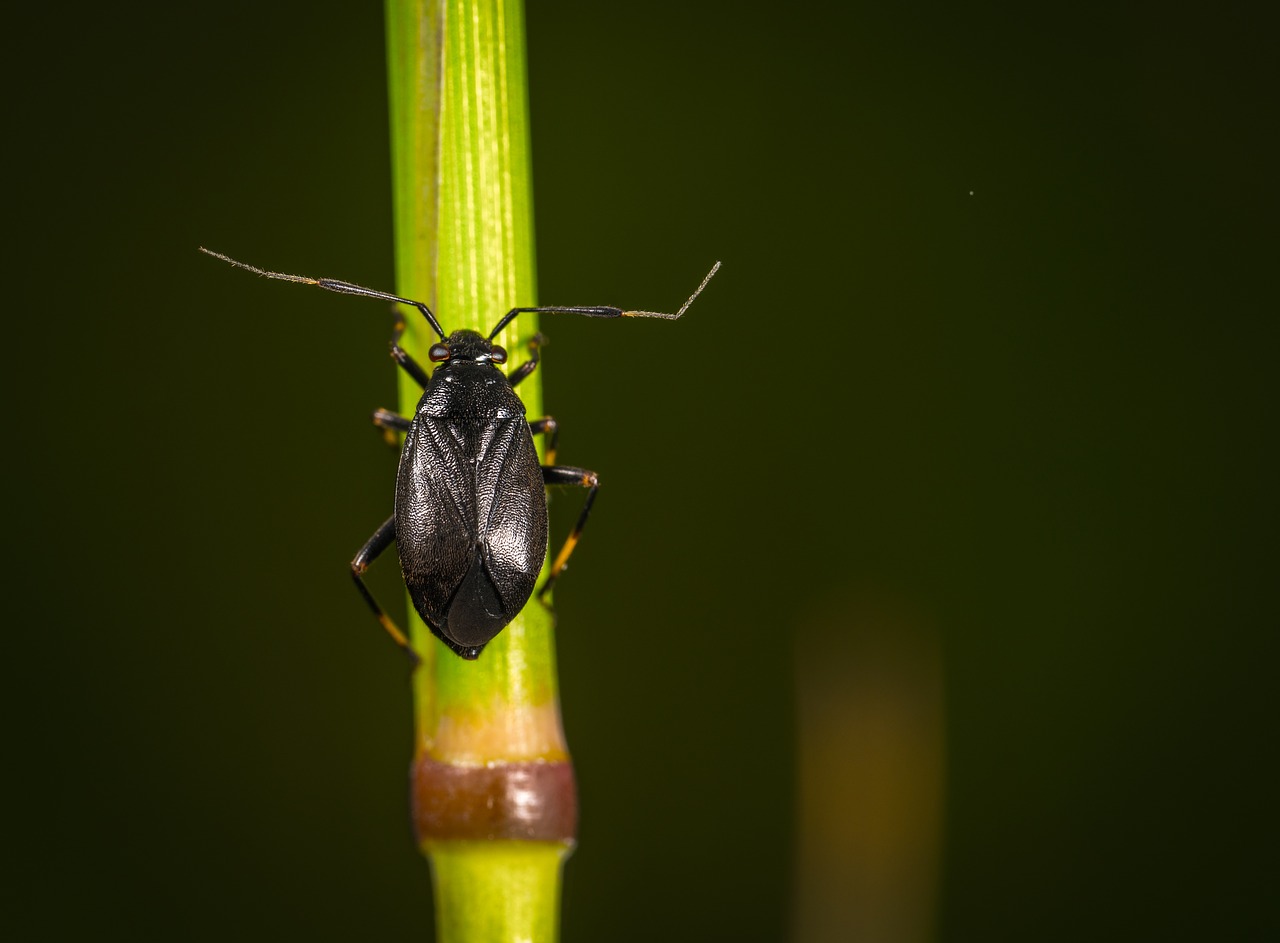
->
[[372, 408, 412, 446], [528, 416, 559, 466], [538, 465, 600, 599], [390, 309, 432, 388], [351, 515, 420, 665], [507, 332, 546, 387]]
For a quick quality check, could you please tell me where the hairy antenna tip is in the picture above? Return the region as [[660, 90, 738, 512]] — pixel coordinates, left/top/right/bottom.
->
[[621, 260, 722, 320], [197, 248, 322, 286]]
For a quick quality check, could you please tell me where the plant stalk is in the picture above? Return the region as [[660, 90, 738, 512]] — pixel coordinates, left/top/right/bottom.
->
[[385, 0, 574, 939]]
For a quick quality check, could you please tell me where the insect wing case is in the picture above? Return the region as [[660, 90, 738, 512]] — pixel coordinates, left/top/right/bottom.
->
[[395, 363, 549, 655]]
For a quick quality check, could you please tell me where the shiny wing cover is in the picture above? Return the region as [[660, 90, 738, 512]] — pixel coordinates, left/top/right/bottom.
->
[[395, 415, 548, 651]]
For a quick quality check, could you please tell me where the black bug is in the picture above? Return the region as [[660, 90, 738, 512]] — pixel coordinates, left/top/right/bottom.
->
[[201, 248, 719, 661]]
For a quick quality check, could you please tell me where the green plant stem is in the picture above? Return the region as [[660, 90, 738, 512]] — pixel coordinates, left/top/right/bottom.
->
[[427, 842, 564, 943], [385, 0, 574, 939]]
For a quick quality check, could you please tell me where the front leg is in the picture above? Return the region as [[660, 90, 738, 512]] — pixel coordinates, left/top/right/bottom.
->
[[390, 308, 432, 388], [507, 332, 547, 388]]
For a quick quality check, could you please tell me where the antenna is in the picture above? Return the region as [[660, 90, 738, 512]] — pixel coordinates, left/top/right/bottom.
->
[[623, 260, 722, 320], [486, 261, 723, 339], [199, 247, 447, 341]]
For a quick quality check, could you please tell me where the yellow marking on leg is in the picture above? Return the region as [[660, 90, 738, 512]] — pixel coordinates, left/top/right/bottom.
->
[[378, 614, 411, 650], [550, 532, 581, 578]]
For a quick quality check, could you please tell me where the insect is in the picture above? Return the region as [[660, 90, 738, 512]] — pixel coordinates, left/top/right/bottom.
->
[[201, 248, 719, 660]]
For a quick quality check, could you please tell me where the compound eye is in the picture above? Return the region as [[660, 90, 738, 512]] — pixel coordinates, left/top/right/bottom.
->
[[490, 345, 508, 364], [428, 344, 451, 362]]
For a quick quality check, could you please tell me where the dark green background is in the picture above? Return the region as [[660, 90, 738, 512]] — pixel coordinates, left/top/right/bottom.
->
[[12, 1, 1276, 940]]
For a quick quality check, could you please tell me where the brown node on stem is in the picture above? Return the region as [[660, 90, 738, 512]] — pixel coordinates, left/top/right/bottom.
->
[[411, 757, 578, 843]]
